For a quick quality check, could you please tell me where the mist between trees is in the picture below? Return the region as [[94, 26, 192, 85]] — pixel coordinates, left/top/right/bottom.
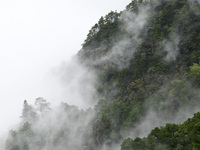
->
[[4, 0, 200, 150]]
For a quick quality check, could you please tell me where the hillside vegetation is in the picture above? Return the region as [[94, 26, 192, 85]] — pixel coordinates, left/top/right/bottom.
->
[[6, 0, 200, 150]]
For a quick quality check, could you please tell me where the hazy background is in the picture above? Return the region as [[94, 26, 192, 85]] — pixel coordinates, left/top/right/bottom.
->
[[0, 0, 131, 135]]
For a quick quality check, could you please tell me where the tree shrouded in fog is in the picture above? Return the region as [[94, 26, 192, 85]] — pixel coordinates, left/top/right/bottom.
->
[[21, 100, 37, 123]]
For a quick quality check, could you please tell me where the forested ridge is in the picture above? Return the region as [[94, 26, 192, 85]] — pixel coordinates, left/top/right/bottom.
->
[[6, 0, 200, 150]]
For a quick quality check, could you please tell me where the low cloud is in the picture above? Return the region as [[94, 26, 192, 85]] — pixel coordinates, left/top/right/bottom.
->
[[127, 80, 200, 140], [161, 33, 180, 61], [6, 99, 95, 150], [86, 4, 153, 70], [49, 56, 99, 109]]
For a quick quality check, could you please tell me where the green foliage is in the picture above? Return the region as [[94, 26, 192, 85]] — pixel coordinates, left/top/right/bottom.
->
[[83, 11, 120, 48], [121, 113, 200, 150], [6, 0, 200, 149], [83, 0, 200, 147], [189, 63, 200, 87], [121, 138, 134, 150]]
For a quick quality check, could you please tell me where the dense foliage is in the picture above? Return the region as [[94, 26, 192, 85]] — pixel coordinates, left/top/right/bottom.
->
[[6, 0, 200, 150], [79, 0, 200, 148], [121, 112, 200, 150]]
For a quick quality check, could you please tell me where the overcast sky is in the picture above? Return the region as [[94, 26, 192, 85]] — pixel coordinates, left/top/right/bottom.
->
[[0, 0, 131, 135]]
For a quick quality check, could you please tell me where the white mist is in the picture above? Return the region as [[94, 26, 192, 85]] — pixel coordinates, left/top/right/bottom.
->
[[0, 0, 131, 145]]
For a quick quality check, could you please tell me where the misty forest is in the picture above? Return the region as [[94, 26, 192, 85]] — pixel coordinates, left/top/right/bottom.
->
[[5, 0, 200, 150]]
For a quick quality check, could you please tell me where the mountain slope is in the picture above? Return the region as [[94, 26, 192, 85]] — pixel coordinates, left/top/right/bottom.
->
[[5, 0, 200, 150], [77, 0, 200, 148], [121, 112, 200, 150]]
